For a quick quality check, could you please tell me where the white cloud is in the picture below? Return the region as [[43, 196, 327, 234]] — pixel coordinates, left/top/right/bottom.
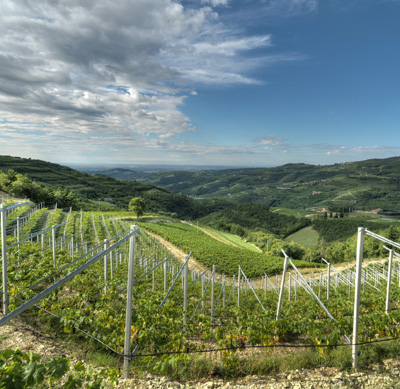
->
[[0, 0, 315, 165], [201, 0, 229, 6], [260, 0, 318, 16], [255, 135, 286, 146], [0, 0, 281, 144]]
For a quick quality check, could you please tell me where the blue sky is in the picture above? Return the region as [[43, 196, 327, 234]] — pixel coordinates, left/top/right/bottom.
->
[[0, 0, 399, 167]]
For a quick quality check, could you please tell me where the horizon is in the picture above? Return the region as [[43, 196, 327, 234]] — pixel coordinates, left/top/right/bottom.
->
[[4, 153, 399, 174], [1, 1, 399, 166]]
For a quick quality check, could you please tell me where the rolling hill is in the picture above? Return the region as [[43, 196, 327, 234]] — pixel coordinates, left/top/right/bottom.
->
[[94, 156, 400, 211], [0, 155, 228, 219]]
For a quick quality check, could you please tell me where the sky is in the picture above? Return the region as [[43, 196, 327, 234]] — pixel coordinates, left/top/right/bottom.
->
[[0, 0, 399, 168]]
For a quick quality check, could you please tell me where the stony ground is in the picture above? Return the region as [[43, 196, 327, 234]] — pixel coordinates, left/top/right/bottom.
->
[[119, 362, 400, 388], [2, 316, 400, 388]]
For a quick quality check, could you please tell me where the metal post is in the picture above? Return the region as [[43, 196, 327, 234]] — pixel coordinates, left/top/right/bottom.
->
[[124, 225, 137, 379], [164, 259, 167, 292], [385, 250, 394, 314], [227, 273, 233, 295], [276, 253, 290, 321], [264, 274, 267, 298], [288, 273, 291, 302], [1, 205, 8, 315], [152, 259, 155, 293], [327, 263, 331, 300], [17, 217, 20, 255], [110, 250, 114, 279], [211, 265, 215, 324], [222, 274, 225, 308], [318, 272, 321, 298], [237, 266, 241, 307], [352, 227, 365, 370], [398, 262, 400, 288], [71, 236, 74, 261], [104, 239, 108, 292], [52, 226, 57, 268], [183, 258, 188, 329], [201, 274, 205, 311]]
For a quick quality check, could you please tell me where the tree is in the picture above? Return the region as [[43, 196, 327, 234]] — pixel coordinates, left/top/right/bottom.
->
[[9, 174, 32, 198], [129, 197, 146, 219], [0, 172, 10, 191]]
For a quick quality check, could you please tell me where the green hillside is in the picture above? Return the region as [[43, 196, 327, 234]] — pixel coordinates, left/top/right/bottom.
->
[[96, 156, 400, 211], [197, 203, 310, 238], [0, 155, 228, 218]]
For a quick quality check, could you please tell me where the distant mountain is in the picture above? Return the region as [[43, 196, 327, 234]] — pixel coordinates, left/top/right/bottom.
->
[[0, 156, 228, 218], [96, 156, 400, 211]]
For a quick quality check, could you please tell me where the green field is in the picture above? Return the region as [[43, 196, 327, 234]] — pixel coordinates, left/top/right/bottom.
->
[[140, 221, 318, 277], [270, 207, 310, 218], [285, 226, 319, 249], [200, 225, 262, 253]]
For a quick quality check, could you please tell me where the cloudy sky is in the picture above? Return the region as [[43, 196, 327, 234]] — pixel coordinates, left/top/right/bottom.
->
[[0, 0, 399, 167]]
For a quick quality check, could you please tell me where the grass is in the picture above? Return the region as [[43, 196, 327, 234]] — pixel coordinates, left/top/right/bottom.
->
[[86, 350, 119, 368], [135, 339, 400, 380], [285, 226, 319, 249], [200, 226, 261, 253], [89, 200, 117, 208], [270, 207, 310, 219]]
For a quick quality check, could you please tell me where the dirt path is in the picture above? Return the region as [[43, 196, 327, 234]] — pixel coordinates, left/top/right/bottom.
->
[[181, 221, 239, 247], [147, 231, 325, 291], [147, 223, 385, 289], [183, 221, 263, 253], [147, 231, 210, 274]]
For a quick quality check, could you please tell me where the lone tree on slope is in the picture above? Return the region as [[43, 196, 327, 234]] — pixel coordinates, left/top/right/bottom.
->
[[129, 197, 146, 219]]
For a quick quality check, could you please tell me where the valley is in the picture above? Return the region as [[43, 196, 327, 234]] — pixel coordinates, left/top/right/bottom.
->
[[1, 155, 400, 386]]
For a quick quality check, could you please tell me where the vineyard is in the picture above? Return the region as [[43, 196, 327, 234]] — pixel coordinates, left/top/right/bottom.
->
[[139, 221, 317, 277], [1, 202, 400, 385]]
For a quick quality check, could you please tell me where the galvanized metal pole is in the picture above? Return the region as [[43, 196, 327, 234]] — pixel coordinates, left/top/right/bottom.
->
[[327, 263, 331, 300], [211, 265, 215, 324], [276, 253, 290, 321], [1, 204, 8, 315], [17, 217, 20, 255], [385, 250, 394, 314], [103, 239, 108, 292], [201, 274, 205, 311], [123, 225, 137, 379], [264, 274, 267, 298], [152, 259, 155, 293], [52, 226, 57, 268], [397, 262, 400, 288], [318, 272, 321, 298], [237, 266, 241, 307], [164, 259, 167, 292], [222, 274, 225, 308], [110, 250, 114, 279], [352, 227, 365, 370], [183, 258, 188, 329]]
